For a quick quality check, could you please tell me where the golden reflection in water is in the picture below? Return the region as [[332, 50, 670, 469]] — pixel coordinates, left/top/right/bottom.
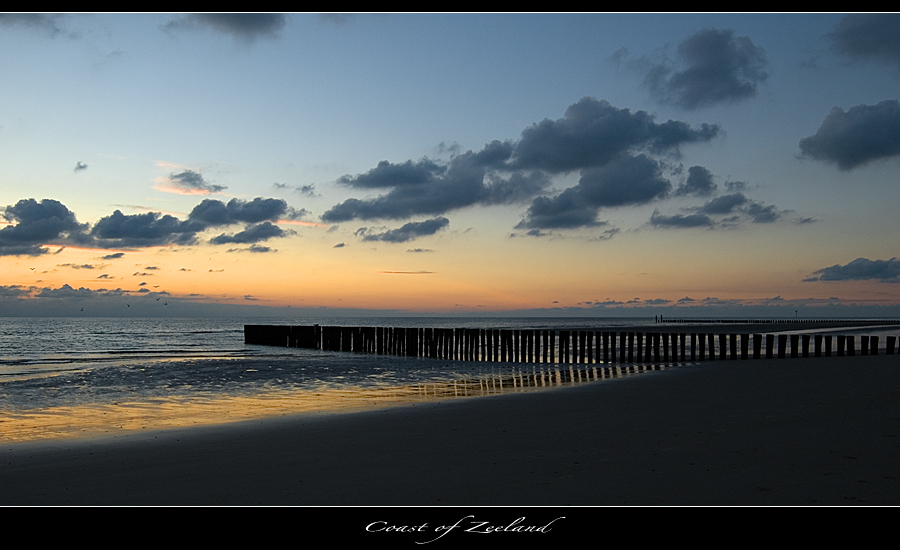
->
[[0, 363, 669, 442]]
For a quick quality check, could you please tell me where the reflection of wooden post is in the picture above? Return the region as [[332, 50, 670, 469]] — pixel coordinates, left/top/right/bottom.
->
[[847, 335, 855, 356], [860, 335, 869, 356], [753, 334, 762, 359], [766, 334, 774, 359], [837, 335, 846, 356], [887, 336, 897, 355], [824, 335, 832, 357]]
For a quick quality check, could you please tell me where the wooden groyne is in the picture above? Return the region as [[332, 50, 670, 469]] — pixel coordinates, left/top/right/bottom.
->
[[244, 325, 899, 364], [656, 317, 900, 325]]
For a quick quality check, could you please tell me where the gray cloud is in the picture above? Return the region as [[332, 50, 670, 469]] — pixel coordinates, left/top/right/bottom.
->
[[0, 198, 88, 256], [210, 222, 288, 245], [188, 197, 300, 227], [697, 193, 749, 215], [799, 100, 900, 170], [831, 14, 900, 68], [649, 209, 714, 228], [0, 14, 65, 36], [165, 14, 286, 41], [511, 97, 719, 172], [73, 161, 88, 172], [322, 97, 717, 225], [674, 165, 717, 197], [643, 28, 769, 109], [90, 210, 199, 248], [100, 252, 125, 260], [804, 257, 900, 283], [358, 217, 449, 243], [162, 170, 226, 195], [517, 154, 670, 230]]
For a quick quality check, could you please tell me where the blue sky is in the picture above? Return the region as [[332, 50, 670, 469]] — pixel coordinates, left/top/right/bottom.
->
[[2, 13, 900, 317]]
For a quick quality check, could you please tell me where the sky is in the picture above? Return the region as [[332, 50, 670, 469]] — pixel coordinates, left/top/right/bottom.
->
[[2, 12, 900, 318]]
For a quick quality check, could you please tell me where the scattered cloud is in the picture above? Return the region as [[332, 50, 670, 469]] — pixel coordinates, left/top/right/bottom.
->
[[804, 257, 900, 283], [156, 169, 226, 195], [73, 161, 88, 172], [357, 217, 449, 243], [830, 14, 900, 68], [649, 209, 714, 228], [642, 28, 769, 109], [0, 198, 88, 256], [210, 221, 289, 245], [164, 13, 287, 41], [674, 165, 717, 197], [0, 13, 66, 37], [100, 252, 125, 260], [798, 100, 900, 170]]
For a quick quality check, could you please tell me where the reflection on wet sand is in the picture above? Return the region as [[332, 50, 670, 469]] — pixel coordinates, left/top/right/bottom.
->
[[0, 362, 670, 443]]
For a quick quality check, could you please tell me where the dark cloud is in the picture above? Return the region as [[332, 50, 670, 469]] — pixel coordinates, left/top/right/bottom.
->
[[57, 263, 96, 269], [511, 97, 719, 172], [0, 198, 88, 256], [649, 209, 714, 228], [697, 193, 749, 215], [189, 197, 298, 227], [100, 252, 125, 260], [90, 210, 199, 248], [73, 161, 88, 172], [323, 153, 520, 222], [160, 170, 226, 195], [323, 98, 717, 225], [745, 202, 780, 223], [674, 165, 717, 197], [337, 158, 446, 189], [831, 14, 900, 68], [798, 100, 900, 170], [804, 257, 900, 283], [644, 28, 769, 109], [0, 14, 65, 36], [165, 14, 286, 41], [517, 154, 670, 230], [358, 217, 449, 243], [210, 222, 287, 245]]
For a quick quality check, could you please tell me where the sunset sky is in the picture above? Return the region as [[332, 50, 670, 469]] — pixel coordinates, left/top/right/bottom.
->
[[2, 13, 900, 317]]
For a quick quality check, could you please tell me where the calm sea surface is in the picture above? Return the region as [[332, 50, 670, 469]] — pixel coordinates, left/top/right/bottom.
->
[[1, 316, 897, 442]]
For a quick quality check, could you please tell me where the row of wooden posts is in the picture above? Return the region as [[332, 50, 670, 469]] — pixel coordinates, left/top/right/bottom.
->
[[244, 325, 897, 364]]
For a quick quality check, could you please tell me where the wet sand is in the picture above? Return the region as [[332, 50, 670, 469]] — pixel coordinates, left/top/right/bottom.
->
[[1, 354, 898, 505]]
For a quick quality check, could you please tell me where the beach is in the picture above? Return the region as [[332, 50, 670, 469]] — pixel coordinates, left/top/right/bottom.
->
[[2, 352, 898, 506]]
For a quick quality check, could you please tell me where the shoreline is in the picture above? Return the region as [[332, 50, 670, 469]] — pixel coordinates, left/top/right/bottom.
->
[[2, 354, 898, 505]]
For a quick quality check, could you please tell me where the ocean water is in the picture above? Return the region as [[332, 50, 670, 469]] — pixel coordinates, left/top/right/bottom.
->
[[2, 316, 897, 442], [0, 316, 668, 441]]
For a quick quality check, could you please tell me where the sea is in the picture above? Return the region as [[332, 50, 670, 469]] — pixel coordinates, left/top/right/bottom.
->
[[2, 316, 898, 442]]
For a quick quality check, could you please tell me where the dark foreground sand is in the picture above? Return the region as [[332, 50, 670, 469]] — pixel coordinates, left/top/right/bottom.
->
[[1, 355, 898, 506]]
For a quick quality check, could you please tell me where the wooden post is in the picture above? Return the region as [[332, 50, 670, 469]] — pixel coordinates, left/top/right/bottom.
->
[[709, 334, 717, 360], [802, 334, 810, 358], [718, 333, 727, 360], [627, 332, 634, 363], [729, 333, 737, 360], [549, 331, 556, 364], [740, 333, 749, 359], [662, 333, 670, 362], [847, 335, 855, 356], [887, 336, 896, 355], [837, 335, 845, 356], [860, 335, 869, 356], [778, 334, 788, 358], [691, 333, 697, 361], [824, 335, 832, 357], [698, 333, 706, 360], [753, 334, 762, 359], [680, 333, 687, 361], [814, 334, 822, 357], [653, 333, 661, 363], [766, 334, 774, 359], [870, 335, 879, 355], [790, 334, 799, 358], [619, 332, 627, 363], [602, 331, 610, 363], [635, 332, 643, 363]]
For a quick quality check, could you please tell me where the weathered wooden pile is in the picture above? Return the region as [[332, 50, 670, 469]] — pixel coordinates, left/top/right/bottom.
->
[[244, 325, 897, 364]]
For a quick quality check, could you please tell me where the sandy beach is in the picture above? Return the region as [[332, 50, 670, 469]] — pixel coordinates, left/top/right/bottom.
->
[[1, 353, 898, 506]]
